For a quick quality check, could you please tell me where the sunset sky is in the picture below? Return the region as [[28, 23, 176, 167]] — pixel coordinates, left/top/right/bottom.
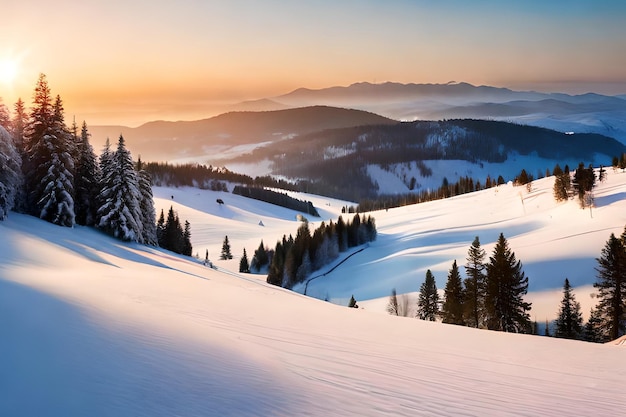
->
[[2, 0, 626, 126]]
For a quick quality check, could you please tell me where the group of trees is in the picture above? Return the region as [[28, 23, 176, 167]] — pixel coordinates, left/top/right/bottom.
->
[[0, 75, 158, 244], [156, 206, 192, 255], [386, 227, 626, 343], [232, 185, 320, 217], [267, 214, 377, 289], [389, 234, 532, 333]]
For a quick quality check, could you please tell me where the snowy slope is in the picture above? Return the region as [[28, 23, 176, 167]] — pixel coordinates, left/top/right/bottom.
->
[[1, 169, 626, 416]]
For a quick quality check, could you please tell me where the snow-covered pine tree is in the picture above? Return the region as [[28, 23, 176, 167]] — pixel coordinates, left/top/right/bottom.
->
[[0, 125, 21, 220], [417, 269, 439, 321], [464, 236, 486, 328], [136, 157, 158, 245], [97, 135, 143, 242], [442, 260, 465, 325], [0, 99, 10, 130], [554, 278, 583, 339], [24, 81, 76, 226], [10, 98, 28, 212], [74, 121, 99, 226], [485, 233, 532, 333], [593, 232, 626, 341]]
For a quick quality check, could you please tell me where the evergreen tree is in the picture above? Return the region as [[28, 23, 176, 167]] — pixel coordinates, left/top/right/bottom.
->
[[544, 319, 551, 337], [0, 99, 10, 130], [464, 236, 486, 328], [583, 307, 605, 343], [532, 320, 539, 335], [97, 135, 143, 241], [417, 269, 439, 321], [593, 232, 626, 341], [267, 237, 288, 286], [239, 248, 250, 273], [387, 288, 399, 316], [573, 162, 596, 208], [10, 98, 28, 212], [74, 121, 99, 226], [220, 235, 233, 260], [24, 75, 75, 226], [348, 295, 358, 308], [136, 157, 158, 245], [156, 209, 165, 245], [555, 278, 583, 339], [441, 260, 465, 325], [0, 125, 21, 220], [162, 206, 183, 252], [182, 220, 192, 256], [485, 233, 532, 333], [251, 240, 269, 272], [552, 163, 571, 202]]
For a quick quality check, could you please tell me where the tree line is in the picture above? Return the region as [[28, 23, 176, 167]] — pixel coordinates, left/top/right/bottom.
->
[[386, 227, 626, 342], [265, 214, 377, 289], [0, 74, 193, 253]]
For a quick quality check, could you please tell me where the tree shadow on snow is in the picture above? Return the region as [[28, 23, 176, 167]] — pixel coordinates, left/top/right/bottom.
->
[[0, 279, 300, 417]]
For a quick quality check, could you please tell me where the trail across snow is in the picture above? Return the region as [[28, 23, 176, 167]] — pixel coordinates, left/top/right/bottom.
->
[[1, 168, 626, 416]]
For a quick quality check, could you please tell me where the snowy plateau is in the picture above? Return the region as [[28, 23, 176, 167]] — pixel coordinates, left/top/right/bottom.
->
[[1, 166, 626, 416]]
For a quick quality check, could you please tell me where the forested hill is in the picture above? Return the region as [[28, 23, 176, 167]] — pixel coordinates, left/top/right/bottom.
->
[[89, 106, 395, 161], [226, 119, 625, 201]]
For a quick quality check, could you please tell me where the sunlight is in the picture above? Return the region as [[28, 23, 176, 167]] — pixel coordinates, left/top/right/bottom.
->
[[0, 58, 18, 86]]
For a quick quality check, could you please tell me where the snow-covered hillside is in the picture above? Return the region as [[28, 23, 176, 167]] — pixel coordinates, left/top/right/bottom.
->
[[1, 168, 626, 416]]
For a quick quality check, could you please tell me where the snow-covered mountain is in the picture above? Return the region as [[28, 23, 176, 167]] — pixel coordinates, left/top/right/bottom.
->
[[1, 168, 626, 416]]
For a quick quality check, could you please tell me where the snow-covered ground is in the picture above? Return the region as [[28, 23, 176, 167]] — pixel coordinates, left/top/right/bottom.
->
[[1, 168, 626, 416]]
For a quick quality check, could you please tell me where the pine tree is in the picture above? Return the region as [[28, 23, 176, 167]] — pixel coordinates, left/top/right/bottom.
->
[[552, 163, 571, 202], [441, 260, 465, 325], [251, 240, 269, 272], [593, 232, 626, 341], [136, 157, 158, 245], [348, 295, 358, 308], [0, 125, 21, 220], [97, 135, 143, 241], [0, 99, 10, 130], [464, 236, 486, 328], [162, 206, 183, 252], [485, 233, 532, 333], [74, 121, 99, 226], [555, 278, 583, 339], [573, 162, 596, 208], [10, 98, 27, 212], [417, 269, 439, 321], [182, 220, 192, 256], [24, 75, 75, 226], [583, 307, 605, 343], [156, 209, 165, 246], [220, 235, 233, 260], [387, 288, 399, 316], [239, 248, 250, 273], [544, 319, 551, 337]]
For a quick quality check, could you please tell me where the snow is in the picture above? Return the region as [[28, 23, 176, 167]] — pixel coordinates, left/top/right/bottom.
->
[[1, 167, 626, 416]]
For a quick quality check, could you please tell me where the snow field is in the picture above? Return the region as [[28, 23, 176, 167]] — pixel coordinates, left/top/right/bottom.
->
[[1, 166, 626, 415]]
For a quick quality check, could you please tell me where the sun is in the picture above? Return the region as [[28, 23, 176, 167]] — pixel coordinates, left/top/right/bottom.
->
[[0, 59, 18, 86]]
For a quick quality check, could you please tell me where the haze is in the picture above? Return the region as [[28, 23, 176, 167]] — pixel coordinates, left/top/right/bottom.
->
[[2, 0, 626, 126]]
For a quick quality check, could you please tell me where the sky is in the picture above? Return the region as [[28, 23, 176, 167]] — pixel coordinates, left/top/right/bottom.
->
[[2, 0, 626, 126]]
